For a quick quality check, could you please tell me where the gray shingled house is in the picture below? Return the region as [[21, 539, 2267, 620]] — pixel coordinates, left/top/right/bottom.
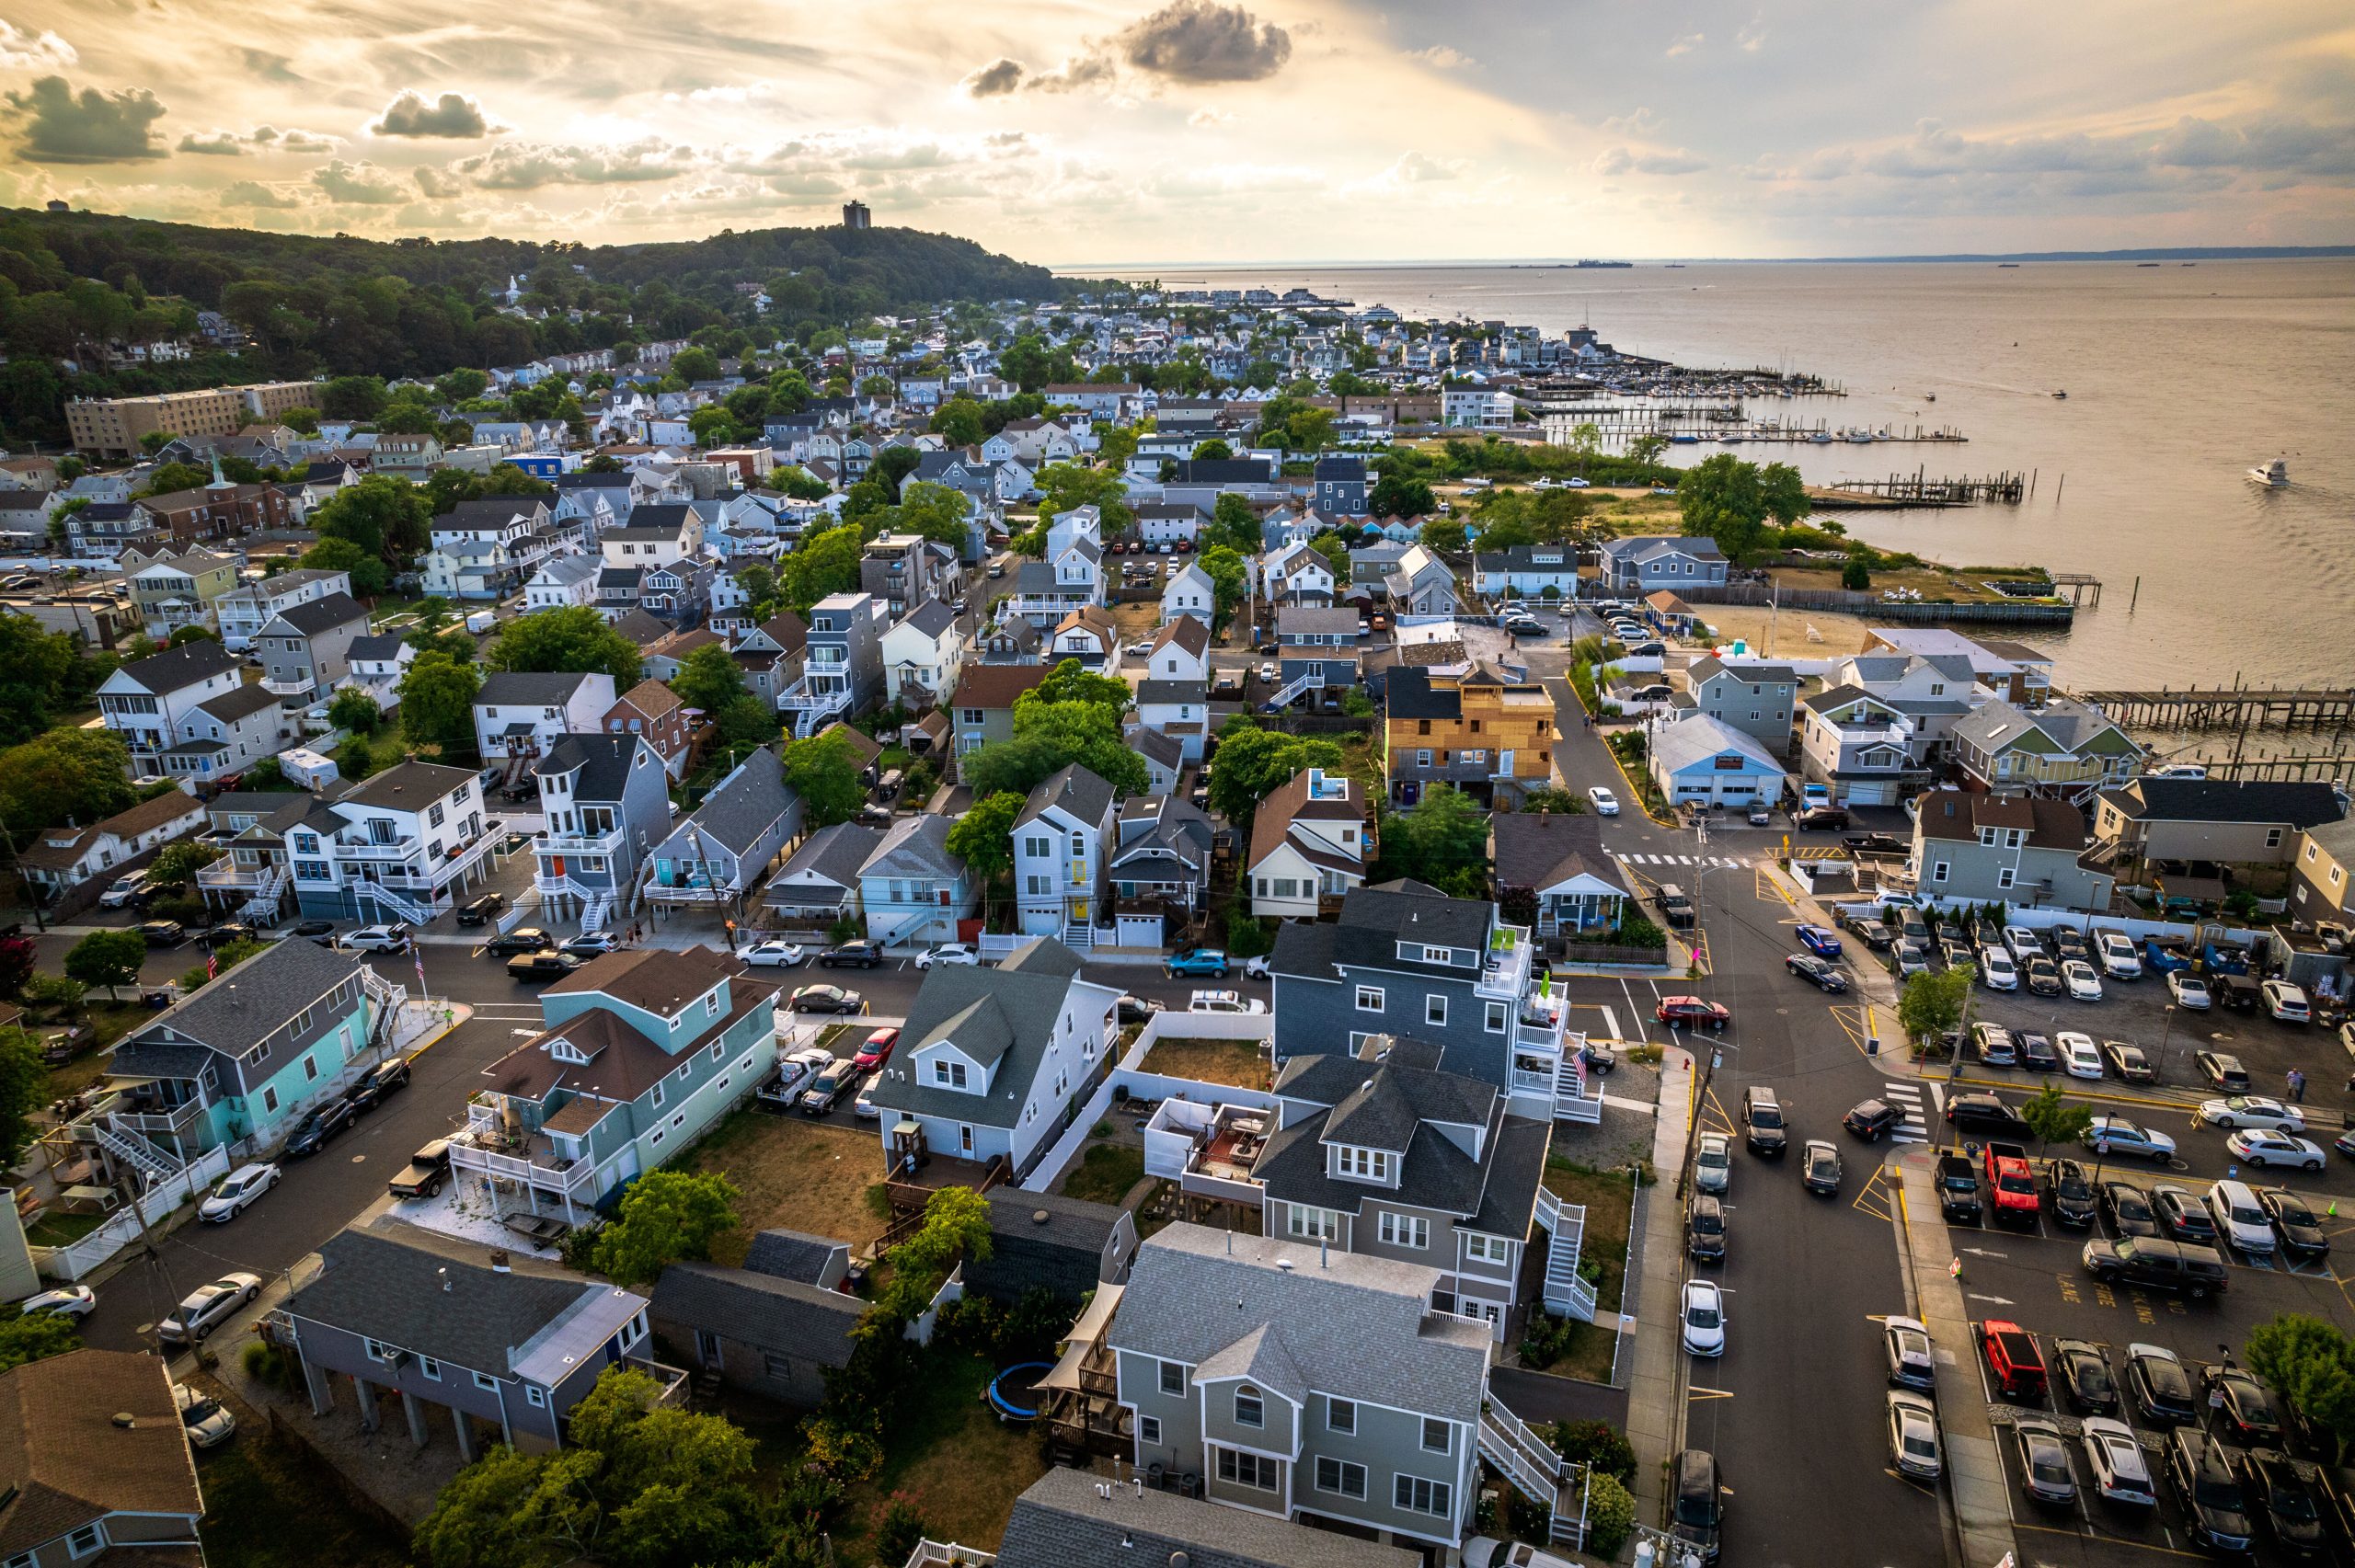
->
[[983, 1465, 1422, 1568], [649, 1228, 863, 1405], [645, 745, 802, 911], [965, 1188, 1139, 1306]]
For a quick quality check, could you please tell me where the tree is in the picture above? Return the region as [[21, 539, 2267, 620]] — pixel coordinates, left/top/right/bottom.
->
[[929, 397, 983, 447], [1677, 452, 1774, 564], [1583, 1471, 1637, 1559], [2246, 1316, 2355, 1461], [302, 535, 387, 597], [963, 697, 1148, 801], [0, 1310, 78, 1374], [878, 1188, 994, 1322], [1203, 492, 1262, 555], [1421, 516, 1467, 555], [1033, 461, 1132, 532], [1196, 545, 1247, 629], [1369, 469, 1435, 519], [685, 406, 738, 448], [710, 696, 773, 751], [1205, 724, 1341, 828], [63, 930, 145, 1001], [2020, 1084, 2093, 1154], [1896, 966, 1973, 1050], [1026, 658, 1132, 716], [0, 1026, 44, 1167], [319, 375, 387, 420], [944, 792, 1024, 887], [886, 482, 974, 552], [767, 464, 830, 502], [488, 607, 643, 688], [313, 475, 432, 570], [1759, 461, 1809, 525], [1191, 438, 1234, 462], [399, 651, 482, 756], [778, 524, 865, 612], [1627, 431, 1670, 467], [869, 444, 921, 501], [436, 368, 489, 404], [1371, 785, 1490, 898], [669, 642, 745, 717], [144, 841, 220, 892], [0, 728, 136, 833], [327, 686, 383, 736], [1842, 554, 1872, 590], [780, 729, 867, 828], [0, 610, 77, 746], [671, 346, 721, 383], [592, 1171, 740, 1288]]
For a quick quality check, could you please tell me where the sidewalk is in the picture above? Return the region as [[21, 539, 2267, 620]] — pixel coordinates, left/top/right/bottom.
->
[[1622, 1044, 1694, 1540], [1893, 1149, 2018, 1568]]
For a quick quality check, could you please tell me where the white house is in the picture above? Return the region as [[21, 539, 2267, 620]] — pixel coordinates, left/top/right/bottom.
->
[[1132, 679, 1210, 764], [1014, 764, 1117, 939], [472, 671, 618, 770], [1142, 616, 1212, 683], [1799, 686, 1922, 807], [879, 600, 971, 710], [1160, 563, 1214, 625], [525, 554, 602, 612], [96, 640, 246, 781], [287, 760, 502, 923], [1261, 541, 1337, 606], [214, 567, 354, 651], [1648, 714, 1784, 807], [1047, 608, 1120, 674], [1246, 766, 1370, 919]]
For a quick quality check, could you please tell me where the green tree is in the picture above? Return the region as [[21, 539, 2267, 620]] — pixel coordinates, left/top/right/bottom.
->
[[0, 1310, 78, 1373], [1025, 658, 1132, 716], [2020, 1083, 2094, 1154], [279, 405, 322, 436], [327, 686, 382, 735], [1421, 515, 1467, 555], [592, 1171, 740, 1288], [399, 651, 483, 756], [0, 1026, 46, 1166], [671, 346, 721, 383], [319, 375, 387, 420], [1203, 492, 1263, 555], [869, 444, 922, 501], [0, 728, 136, 832], [1205, 723, 1341, 829], [435, 367, 489, 405], [1033, 461, 1132, 532], [930, 397, 984, 447], [0, 610, 77, 746], [963, 697, 1148, 801], [780, 728, 867, 829], [1369, 469, 1435, 519], [313, 475, 433, 570], [1677, 452, 1774, 564], [1759, 461, 1810, 525], [1896, 966, 1973, 1050], [944, 791, 1024, 887], [63, 929, 146, 1001], [778, 524, 865, 612], [768, 464, 830, 502], [143, 841, 220, 892], [1371, 785, 1490, 898], [668, 642, 745, 717], [1191, 438, 1234, 462], [1842, 554, 1872, 590], [1196, 545, 1247, 629], [301, 535, 387, 596], [2246, 1316, 2355, 1461], [487, 606, 643, 688], [1583, 1471, 1637, 1558], [1626, 431, 1670, 467], [885, 481, 975, 552], [878, 1188, 994, 1322]]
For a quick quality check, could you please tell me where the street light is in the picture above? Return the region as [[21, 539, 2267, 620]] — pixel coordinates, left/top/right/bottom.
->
[[2156, 1003, 2181, 1082]]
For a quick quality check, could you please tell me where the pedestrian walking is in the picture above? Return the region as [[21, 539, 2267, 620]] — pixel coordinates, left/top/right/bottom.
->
[[2290, 1067, 2307, 1103]]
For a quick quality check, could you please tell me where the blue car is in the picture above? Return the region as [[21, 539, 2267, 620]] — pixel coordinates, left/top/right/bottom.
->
[[1164, 947, 1232, 979], [1797, 924, 1843, 960]]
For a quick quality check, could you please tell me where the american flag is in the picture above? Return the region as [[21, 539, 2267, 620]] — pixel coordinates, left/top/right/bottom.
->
[[205, 954, 218, 980]]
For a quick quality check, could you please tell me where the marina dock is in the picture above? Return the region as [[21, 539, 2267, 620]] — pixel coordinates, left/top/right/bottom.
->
[[2073, 685, 2355, 731], [1826, 471, 2027, 505]]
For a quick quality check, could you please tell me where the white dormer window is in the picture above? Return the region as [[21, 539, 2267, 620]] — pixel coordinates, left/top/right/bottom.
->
[[549, 1037, 590, 1064]]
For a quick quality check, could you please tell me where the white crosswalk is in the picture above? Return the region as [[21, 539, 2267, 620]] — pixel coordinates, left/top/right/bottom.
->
[[1881, 1081, 1930, 1144], [1612, 853, 1752, 869]]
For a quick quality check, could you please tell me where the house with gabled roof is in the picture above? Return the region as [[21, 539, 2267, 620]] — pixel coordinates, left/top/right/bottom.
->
[[1909, 787, 2113, 911], [97, 638, 244, 779], [530, 734, 672, 930], [287, 760, 503, 923], [645, 746, 802, 912], [649, 1237, 864, 1405], [1953, 696, 2142, 802], [730, 610, 807, 710], [1049, 606, 1121, 673], [0, 1350, 206, 1567], [1160, 561, 1215, 625], [1143, 614, 1212, 682], [159, 680, 285, 787], [1109, 795, 1213, 940], [1685, 656, 1798, 753], [760, 821, 882, 933], [858, 813, 976, 949], [880, 599, 971, 709], [1596, 534, 1728, 593], [948, 660, 1051, 765], [473, 671, 618, 773], [1016, 764, 1119, 939], [16, 789, 208, 905], [2093, 777, 2347, 880], [1247, 767, 1371, 921], [604, 678, 694, 780], [1489, 809, 1632, 938], [255, 589, 371, 714]]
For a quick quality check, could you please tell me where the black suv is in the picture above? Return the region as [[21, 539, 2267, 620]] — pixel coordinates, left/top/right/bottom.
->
[[2236, 1448, 2327, 1558], [486, 926, 556, 956], [2041, 1159, 2097, 1228], [1668, 1448, 1725, 1563], [1843, 1099, 1900, 1141], [1686, 1194, 1728, 1263], [2206, 1367, 2287, 1448], [1936, 1155, 1982, 1223], [284, 1097, 358, 1157], [2082, 1235, 2229, 1299], [1946, 1093, 2029, 1139], [2168, 1431, 2255, 1553], [1740, 1086, 1786, 1156], [817, 941, 885, 969], [346, 1057, 410, 1110]]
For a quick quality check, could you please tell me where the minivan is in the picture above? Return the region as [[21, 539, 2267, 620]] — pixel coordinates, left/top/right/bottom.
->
[[1656, 884, 1695, 928], [1740, 1086, 1786, 1156]]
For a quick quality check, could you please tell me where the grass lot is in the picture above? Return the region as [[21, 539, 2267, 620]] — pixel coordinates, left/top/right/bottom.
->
[[41, 1001, 156, 1101], [679, 1109, 889, 1265], [1058, 1140, 1144, 1206], [1333, 732, 1386, 797], [1139, 1036, 1270, 1090], [21, 1207, 107, 1246], [1533, 1159, 1641, 1384], [1765, 562, 2042, 603], [196, 1427, 410, 1568]]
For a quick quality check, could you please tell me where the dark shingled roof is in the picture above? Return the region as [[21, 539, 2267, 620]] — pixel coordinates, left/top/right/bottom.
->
[[260, 590, 367, 637], [477, 670, 597, 707], [995, 1466, 1419, 1568], [1384, 666, 1461, 720], [649, 1262, 860, 1366], [675, 746, 795, 854], [868, 939, 1096, 1130], [1017, 763, 1115, 830], [0, 1349, 201, 1557], [534, 733, 657, 802], [344, 758, 477, 811], [1490, 810, 1632, 897], [197, 681, 282, 725], [2097, 777, 2346, 829], [116, 638, 240, 693], [114, 935, 362, 1061], [741, 1229, 848, 1285]]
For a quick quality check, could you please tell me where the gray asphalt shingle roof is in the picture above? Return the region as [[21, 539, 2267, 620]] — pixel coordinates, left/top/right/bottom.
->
[[477, 671, 595, 707], [741, 1229, 848, 1285], [649, 1262, 860, 1366], [772, 822, 885, 893], [869, 938, 1093, 1129], [995, 1467, 1419, 1568], [861, 813, 962, 883], [115, 933, 362, 1061], [1017, 763, 1115, 830], [674, 746, 795, 855]]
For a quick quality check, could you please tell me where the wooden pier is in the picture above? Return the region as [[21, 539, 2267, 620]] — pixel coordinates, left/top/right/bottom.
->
[[1828, 472, 2028, 505], [2073, 685, 2355, 731]]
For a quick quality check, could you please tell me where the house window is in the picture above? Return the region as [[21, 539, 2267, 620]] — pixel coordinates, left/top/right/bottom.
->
[[1235, 1386, 1263, 1427], [1139, 1413, 1163, 1445], [1931, 861, 1949, 882], [1159, 1359, 1184, 1396], [262, 1086, 279, 1114], [473, 1372, 500, 1391], [363, 1338, 400, 1362], [1285, 1205, 1340, 1241], [1355, 985, 1384, 1013], [1337, 1147, 1393, 1182], [2267, 828, 2284, 849], [1486, 1000, 1508, 1033], [304, 1056, 319, 1082], [1422, 1418, 1453, 1454], [1327, 1395, 1357, 1434], [524, 1383, 549, 1409], [1425, 994, 1447, 1027], [1394, 1475, 1453, 1516], [1316, 1457, 1369, 1499], [705, 992, 721, 1017], [429, 803, 445, 829], [419, 1356, 442, 1381], [1416, 750, 1432, 768], [1996, 867, 2016, 889], [934, 1060, 968, 1088], [65, 1525, 104, 1559], [650, 1082, 665, 1109], [1465, 1233, 1510, 1264], [1379, 1212, 1430, 1249], [1024, 835, 1049, 859], [1218, 1449, 1278, 1491]]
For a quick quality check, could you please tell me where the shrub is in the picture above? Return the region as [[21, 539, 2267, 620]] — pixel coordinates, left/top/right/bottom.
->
[[803, 1411, 885, 1482], [1553, 1418, 1638, 1482], [242, 1341, 301, 1392], [1224, 906, 1274, 957], [557, 1219, 607, 1273], [1611, 914, 1667, 950], [873, 1494, 931, 1565], [1583, 1471, 1637, 1556]]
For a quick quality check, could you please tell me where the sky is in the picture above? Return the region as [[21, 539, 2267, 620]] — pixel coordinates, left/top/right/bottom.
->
[[0, 0, 2349, 264]]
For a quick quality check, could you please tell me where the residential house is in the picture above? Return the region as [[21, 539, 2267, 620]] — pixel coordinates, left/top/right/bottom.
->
[[963, 1466, 1420, 1568], [1648, 714, 1783, 808], [1144, 615, 1212, 683], [1134, 729, 1185, 797], [1684, 658, 1799, 753], [1136, 499, 1207, 547], [964, 1188, 1137, 1304], [0, 1351, 206, 1568], [1471, 544, 1580, 602], [1382, 544, 1460, 618], [1643, 589, 1697, 635], [1312, 454, 1369, 516], [2092, 779, 2346, 883], [1863, 627, 2054, 704], [125, 548, 238, 639], [287, 761, 502, 922], [1248, 767, 1372, 920], [879, 600, 971, 711], [255, 591, 371, 713], [1263, 542, 1338, 606], [473, 671, 619, 776], [1106, 1222, 1489, 1550], [370, 432, 443, 480], [97, 639, 246, 780], [1799, 685, 1923, 807], [532, 734, 672, 929], [2292, 818, 2355, 922], [867, 936, 1121, 1174], [1042, 383, 1139, 421], [858, 813, 977, 949], [649, 1245, 863, 1406], [193, 788, 315, 924], [638, 556, 714, 627], [340, 634, 416, 709], [1048, 607, 1121, 674], [781, 593, 887, 738], [1382, 665, 1557, 807], [420, 538, 516, 601], [524, 553, 602, 612], [1161, 562, 1215, 625], [948, 662, 1051, 765], [1489, 810, 1633, 938], [978, 614, 1044, 665], [1953, 697, 2142, 801], [599, 504, 703, 568], [15, 789, 207, 906], [640, 627, 724, 684], [1816, 650, 1984, 766], [431, 496, 558, 575], [1133, 678, 1210, 763], [107, 937, 394, 1159], [730, 610, 807, 711], [1015, 764, 1119, 940], [452, 946, 786, 1223], [1276, 608, 1362, 696], [214, 567, 354, 650], [760, 822, 880, 933], [858, 532, 959, 616], [158, 681, 285, 787], [130, 481, 294, 548], [1109, 795, 1213, 935], [1910, 788, 2115, 912], [279, 1220, 672, 1458], [604, 680, 695, 781], [641, 747, 800, 917], [1596, 535, 1729, 593]]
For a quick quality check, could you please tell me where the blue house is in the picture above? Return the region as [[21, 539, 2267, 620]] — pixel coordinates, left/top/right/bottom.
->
[[1313, 454, 1369, 516], [858, 813, 976, 949], [533, 734, 673, 932], [645, 746, 803, 916]]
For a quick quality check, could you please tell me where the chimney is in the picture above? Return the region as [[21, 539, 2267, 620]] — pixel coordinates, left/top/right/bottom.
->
[[111, 1412, 135, 1429]]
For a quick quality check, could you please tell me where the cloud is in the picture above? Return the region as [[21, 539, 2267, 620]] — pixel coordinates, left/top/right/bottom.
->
[[413, 165, 465, 199], [1408, 45, 1474, 69], [176, 124, 339, 156], [1115, 0, 1291, 83], [3, 75, 166, 164], [222, 178, 304, 209], [1189, 107, 1235, 127], [369, 89, 498, 139], [963, 57, 1026, 98], [1737, 18, 1767, 52], [1591, 145, 1708, 176], [1025, 54, 1117, 94], [1602, 108, 1661, 136], [0, 18, 75, 70], [312, 159, 408, 203], [177, 130, 245, 156], [1389, 150, 1465, 182], [454, 138, 702, 189], [1665, 31, 1704, 57]]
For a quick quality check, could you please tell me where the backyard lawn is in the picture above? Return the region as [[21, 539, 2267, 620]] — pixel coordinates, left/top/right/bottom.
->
[[679, 1110, 888, 1265], [1057, 1139, 1144, 1206], [1139, 1036, 1270, 1090], [41, 1001, 157, 1101], [196, 1425, 409, 1568], [1533, 1159, 1642, 1384]]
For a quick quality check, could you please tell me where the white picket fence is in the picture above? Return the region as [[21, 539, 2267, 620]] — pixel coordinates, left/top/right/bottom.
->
[[30, 1146, 234, 1282]]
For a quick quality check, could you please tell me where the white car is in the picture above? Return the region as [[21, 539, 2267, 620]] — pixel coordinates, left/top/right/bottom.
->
[[853, 1072, 883, 1120], [1887, 1391, 1942, 1482], [914, 943, 980, 969], [2199, 1095, 2304, 1133], [2224, 1129, 2326, 1170], [560, 931, 623, 958], [1680, 1278, 1727, 1356], [198, 1162, 281, 1223], [18, 1284, 95, 1319], [2168, 971, 2212, 1010], [741, 939, 807, 967], [335, 923, 411, 954], [2081, 1416, 2156, 1506], [1189, 990, 1267, 1015], [1588, 785, 1621, 817], [97, 870, 148, 909], [2262, 979, 2312, 1023], [2096, 930, 2142, 979], [174, 1382, 238, 1449], [1977, 947, 2018, 991], [2204, 1179, 2276, 1253], [773, 1046, 835, 1097], [156, 1274, 262, 1344], [2061, 960, 2104, 1002], [2002, 925, 2044, 966], [2057, 1031, 2104, 1079], [1692, 1132, 1732, 1196], [2084, 1115, 2176, 1162], [1567, 476, 1591, 489], [1243, 955, 1272, 981]]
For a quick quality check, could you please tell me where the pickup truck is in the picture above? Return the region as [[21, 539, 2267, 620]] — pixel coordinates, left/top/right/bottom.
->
[[1936, 1155, 1983, 1224], [1983, 1141, 2041, 1226], [386, 1139, 450, 1200]]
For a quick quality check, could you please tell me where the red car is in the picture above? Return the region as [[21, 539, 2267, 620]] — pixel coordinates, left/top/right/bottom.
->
[[852, 1027, 901, 1072], [1655, 996, 1731, 1032], [1980, 1320, 2048, 1400]]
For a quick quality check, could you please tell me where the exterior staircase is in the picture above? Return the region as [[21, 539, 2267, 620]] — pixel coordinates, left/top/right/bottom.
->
[[1476, 1395, 1589, 1547], [1554, 1047, 1603, 1125], [1534, 1185, 1600, 1322], [1265, 670, 1316, 708], [87, 1120, 179, 1187], [238, 866, 290, 925], [360, 881, 438, 927], [1060, 922, 1094, 949]]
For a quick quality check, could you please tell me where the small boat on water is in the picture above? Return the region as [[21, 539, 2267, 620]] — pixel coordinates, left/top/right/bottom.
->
[[1668, 433, 1700, 445], [1717, 433, 1742, 445], [2247, 457, 2289, 488], [1997, 262, 2020, 268], [2051, 390, 2068, 400], [1808, 431, 1833, 443], [1843, 428, 1874, 443]]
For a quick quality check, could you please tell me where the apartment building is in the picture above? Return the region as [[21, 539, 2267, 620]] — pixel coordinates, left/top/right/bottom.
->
[[65, 381, 316, 460], [1382, 665, 1556, 807]]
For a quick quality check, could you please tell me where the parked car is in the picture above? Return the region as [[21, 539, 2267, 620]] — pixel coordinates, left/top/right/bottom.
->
[[137, 919, 187, 945], [1978, 947, 2019, 990], [2258, 1187, 2330, 1260], [1165, 946, 1232, 979], [2206, 1366, 2288, 1448], [1887, 1391, 1942, 1482], [387, 1139, 452, 1200], [201, 921, 257, 949], [2012, 1416, 2078, 1507], [2082, 1417, 2157, 1507], [283, 1097, 358, 1157], [2262, 979, 2312, 1023], [2025, 956, 2064, 997], [1686, 1193, 1728, 1262], [1883, 1316, 1936, 1391], [1189, 990, 1266, 1014], [2235, 1447, 2325, 1556], [2052, 1337, 2120, 1414], [798, 1059, 860, 1116], [852, 1027, 900, 1071], [2101, 1039, 2154, 1082], [2084, 1115, 2176, 1162], [2062, 960, 2104, 1002], [98, 870, 149, 909], [561, 931, 623, 958], [336, 923, 410, 954], [2016, 1031, 2060, 1073], [2195, 1050, 2251, 1092], [1936, 1155, 1982, 1223], [1693, 1133, 1733, 1195], [507, 951, 581, 981], [199, 1162, 280, 1222], [2200, 1095, 2303, 1132], [2043, 1159, 2098, 1228], [1981, 1321, 2048, 1399], [1656, 995, 1730, 1031], [290, 920, 336, 941], [19, 1284, 96, 1320], [789, 985, 865, 1014], [2169, 971, 2213, 1010], [1668, 1448, 1726, 1563], [174, 1381, 237, 1450], [2003, 924, 2046, 965], [1795, 807, 1849, 831], [2098, 1181, 2161, 1238], [1680, 1279, 1727, 1356], [817, 941, 885, 970], [2057, 1031, 2104, 1079], [1115, 994, 1165, 1025], [2152, 1183, 2219, 1244], [1794, 923, 1842, 959], [741, 939, 807, 967], [157, 1274, 262, 1344], [346, 1056, 411, 1110], [454, 893, 508, 927], [1800, 1139, 1843, 1195], [2225, 1129, 2326, 1169], [2165, 1428, 2254, 1551], [1972, 1023, 2018, 1067], [1785, 953, 1849, 992], [2082, 1235, 2230, 1299], [914, 943, 980, 969], [2096, 929, 2142, 979]]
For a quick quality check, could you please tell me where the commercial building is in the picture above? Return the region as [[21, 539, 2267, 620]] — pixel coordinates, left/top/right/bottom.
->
[[65, 381, 316, 460]]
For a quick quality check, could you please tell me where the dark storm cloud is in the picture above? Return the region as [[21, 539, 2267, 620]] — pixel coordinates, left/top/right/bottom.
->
[[5, 75, 167, 163], [1114, 0, 1291, 84]]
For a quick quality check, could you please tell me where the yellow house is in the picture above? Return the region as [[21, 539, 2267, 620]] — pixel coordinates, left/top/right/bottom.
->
[[127, 548, 240, 639], [1383, 663, 1556, 805]]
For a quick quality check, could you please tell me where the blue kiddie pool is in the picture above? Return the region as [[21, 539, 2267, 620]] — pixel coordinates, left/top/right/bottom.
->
[[988, 1361, 1054, 1422]]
